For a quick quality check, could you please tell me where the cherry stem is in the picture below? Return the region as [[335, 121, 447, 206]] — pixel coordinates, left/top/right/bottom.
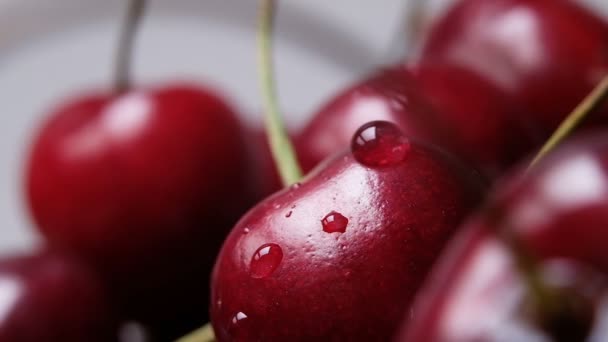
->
[[528, 74, 608, 169], [258, 0, 303, 186], [175, 323, 215, 342], [114, 0, 146, 93]]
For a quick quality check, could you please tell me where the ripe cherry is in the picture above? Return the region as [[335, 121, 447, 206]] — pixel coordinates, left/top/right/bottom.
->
[[25, 83, 255, 339], [399, 132, 608, 341], [419, 0, 608, 136], [0, 250, 118, 342], [211, 121, 484, 341]]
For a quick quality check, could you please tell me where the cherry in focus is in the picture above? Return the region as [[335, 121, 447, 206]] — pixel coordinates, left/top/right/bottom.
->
[[211, 121, 484, 341]]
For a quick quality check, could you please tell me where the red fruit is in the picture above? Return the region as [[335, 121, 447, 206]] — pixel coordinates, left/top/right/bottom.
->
[[211, 121, 484, 341], [0, 250, 118, 342], [409, 63, 541, 176], [419, 0, 608, 135], [25, 83, 255, 338], [296, 64, 538, 179], [399, 133, 608, 341]]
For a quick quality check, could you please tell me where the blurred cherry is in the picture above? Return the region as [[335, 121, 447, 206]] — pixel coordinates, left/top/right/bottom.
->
[[419, 0, 608, 136], [0, 250, 118, 342], [26, 83, 255, 340], [399, 132, 608, 341]]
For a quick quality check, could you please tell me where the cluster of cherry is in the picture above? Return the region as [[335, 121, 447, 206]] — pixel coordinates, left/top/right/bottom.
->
[[3, 0, 608, 341]]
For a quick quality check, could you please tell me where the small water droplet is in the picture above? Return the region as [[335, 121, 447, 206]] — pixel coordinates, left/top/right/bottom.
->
[[290, 183, 301, 190], [243, 227, 250, 234], [250, 243, 283, 278], [351, 121, 410, 168], [321, 211, 348, 233], [232, 311, 248, 325], [229, 311, 250, 338], [273, 204, 281, 209], [285, 211, 293, 218]]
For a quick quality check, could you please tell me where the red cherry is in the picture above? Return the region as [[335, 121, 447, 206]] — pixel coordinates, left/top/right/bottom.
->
[[399, 133, 608, 341], [211, 122, 484, 341], [0, 250, 118, 342], [25, 83, 255, 339], [296, 64, 538, 179], [419, 0, 608, 135]]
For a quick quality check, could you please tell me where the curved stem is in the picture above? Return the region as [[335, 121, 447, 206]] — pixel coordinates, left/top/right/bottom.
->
[[114, 0, 147, 93], [258, 0, 303, 186], [528, 74, 608, 169], [175, 323, 215, 342]]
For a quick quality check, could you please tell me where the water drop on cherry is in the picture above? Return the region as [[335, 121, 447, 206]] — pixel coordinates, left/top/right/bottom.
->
[[322, 211, 349, 233], [250, 244, 283, 279], [351, 121, 410, 168]]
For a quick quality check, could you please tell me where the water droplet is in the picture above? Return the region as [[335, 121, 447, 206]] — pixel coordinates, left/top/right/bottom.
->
[[273, 204, 281, 209], [290, 183, 301, 190], [232, 311, 248, 325], [285, 211, 293, 218], [351, 121, 410, 168], [229, 311, 250, 338], [250, 243, 283, 278], [321, 211, 348, 233], [243, 227, 250, 234]]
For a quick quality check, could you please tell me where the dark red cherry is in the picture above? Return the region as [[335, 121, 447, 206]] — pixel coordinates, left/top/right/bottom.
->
[[211, 122, 484, 341], [399, 132, 608, 341], [419, 0, 608, 135], [296, 64, 538, 179], [0, 250, 118, 342], [25, 83, 255, 339]]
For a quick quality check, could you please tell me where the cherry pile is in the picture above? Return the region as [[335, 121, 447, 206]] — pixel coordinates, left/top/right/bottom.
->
[[2, 0, 608, 341]]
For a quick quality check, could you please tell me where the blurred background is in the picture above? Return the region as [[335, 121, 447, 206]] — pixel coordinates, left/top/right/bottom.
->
[[0, 0, 607, 254]]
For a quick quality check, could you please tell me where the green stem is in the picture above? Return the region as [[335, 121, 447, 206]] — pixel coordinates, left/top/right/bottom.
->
[[174, 323, 215, 342], [528, 74, 608, 169], [114, 0, 147, 93], [258, 0, 303, 186]]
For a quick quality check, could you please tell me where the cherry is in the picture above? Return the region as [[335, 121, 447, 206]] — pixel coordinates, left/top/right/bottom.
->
[[398, 132, 608, 341], [0, 250, 118, 342], [419, 0, 608, 136], [25, 83, 255, 339], [296, 64, 538, 178], [211, 121, 484, 341]]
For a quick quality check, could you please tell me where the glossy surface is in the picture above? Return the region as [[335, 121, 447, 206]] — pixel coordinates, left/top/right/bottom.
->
[[0, 251, 117, 342], [409, 63, 541, 176], [420, 0, 608, 135], [211, 126, 484, 341], [296, 64, 538, 179], [26, 84, 254, 339], [399, 133, 608, 341]]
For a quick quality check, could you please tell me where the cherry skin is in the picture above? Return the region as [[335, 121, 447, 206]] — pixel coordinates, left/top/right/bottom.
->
[[0, 250, 118, 342], [25, 83, 255, 339], [211, 121, 485, 341], [296, 64, 538, 179], [419, 0, 608, 136], [398, 133, 608, 341]]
